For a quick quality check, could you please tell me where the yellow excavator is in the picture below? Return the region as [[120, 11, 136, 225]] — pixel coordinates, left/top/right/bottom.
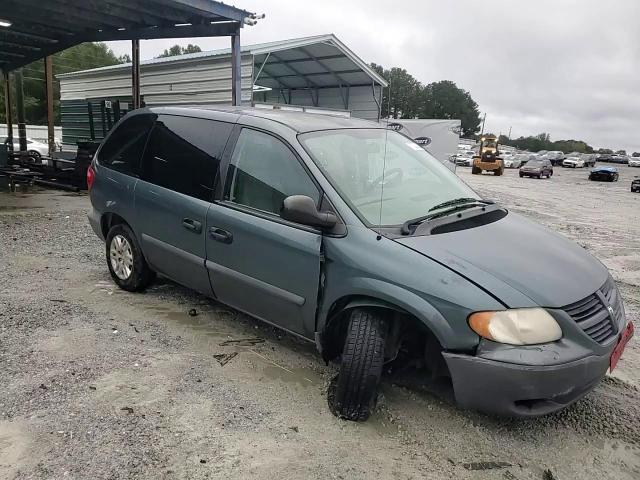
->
[[472, 135, 504, 176]]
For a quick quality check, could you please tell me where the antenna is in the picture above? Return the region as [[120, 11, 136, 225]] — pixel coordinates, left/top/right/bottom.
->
[[376, 79, 392, 241]]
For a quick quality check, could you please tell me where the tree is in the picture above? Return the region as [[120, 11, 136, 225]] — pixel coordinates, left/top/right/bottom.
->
[[157, 44, 202, 58], [632, 152, 640, 157], [501, 133, 594, 153], [370, 64, 421, 119], [419, 80, 481, 137], [616, 149, 627, 155], [1, 42, 124, 125]]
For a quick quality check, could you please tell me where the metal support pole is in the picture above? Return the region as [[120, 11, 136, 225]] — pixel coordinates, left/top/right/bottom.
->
[[45, 56, 55, 156], [131, 39, 141, 109], [231, 29, 241, 106], [3, 71, 13, 151], [14, 69, 27, 157]]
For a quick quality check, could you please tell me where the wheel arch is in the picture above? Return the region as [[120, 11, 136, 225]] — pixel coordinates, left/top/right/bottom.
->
[[317, 293, 447, 363], [101, 212, 133, 239]]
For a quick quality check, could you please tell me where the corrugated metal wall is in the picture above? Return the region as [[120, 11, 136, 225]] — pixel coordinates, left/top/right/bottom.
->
[[259, 85, 381, 121], [60, 54, 254, 105], [60, 55, 253, 145]]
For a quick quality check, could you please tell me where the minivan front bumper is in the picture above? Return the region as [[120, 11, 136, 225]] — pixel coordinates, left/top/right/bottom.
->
[[443, 343, 614, 417]]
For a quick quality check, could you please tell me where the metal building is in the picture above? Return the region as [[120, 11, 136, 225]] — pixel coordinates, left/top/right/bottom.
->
[[57, 34, 388, 145]]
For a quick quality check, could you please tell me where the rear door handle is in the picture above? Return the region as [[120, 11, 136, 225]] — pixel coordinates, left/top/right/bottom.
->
[[182, 218, 202, 234], [208, 227, 233, 244]]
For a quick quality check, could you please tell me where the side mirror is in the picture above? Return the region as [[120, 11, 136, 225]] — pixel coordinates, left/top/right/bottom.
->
[[281, 195, 337, 230]]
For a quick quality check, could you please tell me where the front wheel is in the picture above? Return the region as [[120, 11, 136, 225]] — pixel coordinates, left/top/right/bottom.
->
[[328, 309, 388, 422], [106, 223, 155, 292]]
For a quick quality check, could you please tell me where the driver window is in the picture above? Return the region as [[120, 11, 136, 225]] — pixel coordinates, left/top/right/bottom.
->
[[226, 129, 320, 215]]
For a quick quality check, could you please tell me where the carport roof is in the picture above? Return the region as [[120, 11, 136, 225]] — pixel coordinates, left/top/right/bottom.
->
[[57, 34, 388, 89], [0, 0, 254, 72]]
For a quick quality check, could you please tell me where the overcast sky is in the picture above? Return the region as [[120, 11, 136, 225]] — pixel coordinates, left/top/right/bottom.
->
[[106, 0, 640, 153]]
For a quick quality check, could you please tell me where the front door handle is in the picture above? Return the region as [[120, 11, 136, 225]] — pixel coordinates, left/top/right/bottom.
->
[[208, 227, 233, 244], [182, 218, 202, 234]]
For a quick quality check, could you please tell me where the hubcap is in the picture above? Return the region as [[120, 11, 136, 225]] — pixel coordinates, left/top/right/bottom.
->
[[110, 235, 134, 280]]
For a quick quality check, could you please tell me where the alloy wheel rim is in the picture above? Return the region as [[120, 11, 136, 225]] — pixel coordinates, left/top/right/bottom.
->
[[110, 235, 134, 280]]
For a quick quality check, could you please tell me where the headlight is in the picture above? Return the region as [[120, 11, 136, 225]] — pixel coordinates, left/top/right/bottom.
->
[[468, 308, 562, 345]]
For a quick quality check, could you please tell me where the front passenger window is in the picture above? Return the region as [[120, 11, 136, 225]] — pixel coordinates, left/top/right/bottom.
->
[[226, 129, 320, 215]]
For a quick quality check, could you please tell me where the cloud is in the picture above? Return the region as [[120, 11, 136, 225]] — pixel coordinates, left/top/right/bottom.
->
[[106, 0, 640, 152]]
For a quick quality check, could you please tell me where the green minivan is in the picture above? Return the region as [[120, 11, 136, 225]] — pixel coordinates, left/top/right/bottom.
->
[[88, 107, 633, 421]]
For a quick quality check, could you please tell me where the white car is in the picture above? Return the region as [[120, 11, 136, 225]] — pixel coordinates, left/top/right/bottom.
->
[[2, 137, 49, 159], [563, 156, 586, 168], [503, 156, 522, 168], [629, 157, 640, 167]]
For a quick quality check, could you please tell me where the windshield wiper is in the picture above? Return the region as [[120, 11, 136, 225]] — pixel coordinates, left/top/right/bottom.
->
[[428, 197, 489, 212], [401, 199, 495, 235]]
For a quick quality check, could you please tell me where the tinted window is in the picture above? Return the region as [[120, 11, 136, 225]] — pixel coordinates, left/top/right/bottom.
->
[[226, 129, 320, 215], [98, 114, 155, 175], [141, 115, 233, 201]]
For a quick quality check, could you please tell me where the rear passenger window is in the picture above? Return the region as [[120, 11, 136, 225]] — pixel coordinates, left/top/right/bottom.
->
[[140, 115, 233, 201], [98, 114, 155, 175], [225, 129, 320, 215]]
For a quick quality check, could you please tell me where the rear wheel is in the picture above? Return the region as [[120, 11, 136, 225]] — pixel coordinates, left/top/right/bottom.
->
[[328, 309, 388, 422], [494, 167, 503, 176], [471, 166, 481, 175], [28, 150, 42, 161], [106, 224, 155, 292]]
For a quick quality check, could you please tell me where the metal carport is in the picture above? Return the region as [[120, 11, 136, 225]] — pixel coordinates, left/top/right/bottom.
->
[[0, 0, 260, 158]]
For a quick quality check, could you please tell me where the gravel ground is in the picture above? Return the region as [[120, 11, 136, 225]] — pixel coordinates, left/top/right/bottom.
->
[[1, 165, 639, 479]]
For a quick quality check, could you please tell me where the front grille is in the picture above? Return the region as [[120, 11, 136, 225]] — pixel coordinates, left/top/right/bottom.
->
[[563, 278, 623, 344]]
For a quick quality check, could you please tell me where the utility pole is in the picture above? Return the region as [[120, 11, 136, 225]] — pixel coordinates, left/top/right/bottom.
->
[[508, 126, 512, 141], [480, 113, 486, 136]]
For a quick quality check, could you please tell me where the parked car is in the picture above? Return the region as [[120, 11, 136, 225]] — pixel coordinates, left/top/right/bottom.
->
[[581, 153, 597, 167], [503, 155, 522, 168], [628, 157, 640, 167], [589, 166, 619, 182], [562, 155, 585, 168], [1, 136, 49, 160], [545, 151, 565, 166], [597, 154, 614, 163], [520, 158, 553, 178], [88, 107, 632, 421], [454, 151, 475, 166], [513, 153, 531, 166], [631, 177, 640, 192], [610, 155, 629, 165]]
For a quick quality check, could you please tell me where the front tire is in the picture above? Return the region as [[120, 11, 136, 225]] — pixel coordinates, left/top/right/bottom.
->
[[328, 309, 387, 422], [106, 223, 155, 292]]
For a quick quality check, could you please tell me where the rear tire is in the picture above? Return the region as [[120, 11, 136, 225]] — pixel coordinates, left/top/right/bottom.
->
[[494, 167, 503, 176], [328, 309, 388, 422], [472, 166, 481, 175], [106, 223, 155, 292]]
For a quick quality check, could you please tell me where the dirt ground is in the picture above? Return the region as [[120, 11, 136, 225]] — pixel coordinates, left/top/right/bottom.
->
[[1, 165, 639, 480]]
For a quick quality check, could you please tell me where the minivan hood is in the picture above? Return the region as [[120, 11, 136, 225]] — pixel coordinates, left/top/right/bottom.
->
[[395, 212, 608, 308]]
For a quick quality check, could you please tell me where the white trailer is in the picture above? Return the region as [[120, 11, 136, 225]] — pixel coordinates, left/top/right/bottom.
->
[[384, 119, 461, 172]]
